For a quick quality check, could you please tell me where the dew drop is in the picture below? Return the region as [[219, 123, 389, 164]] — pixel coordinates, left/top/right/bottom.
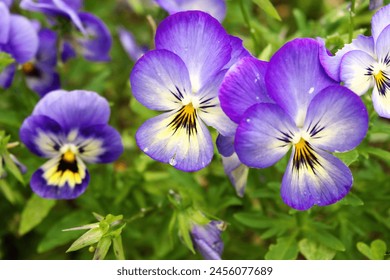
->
[[308, 87, 315, 94], [255, 96, 260, 100], [143, 147, 149, 153], [246, 118, 251, 123], [169, 157, 177, 166]]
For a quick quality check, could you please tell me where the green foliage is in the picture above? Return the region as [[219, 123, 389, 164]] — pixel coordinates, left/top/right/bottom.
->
[[0, 52, 14, 72], [357, 240, 387, 260]]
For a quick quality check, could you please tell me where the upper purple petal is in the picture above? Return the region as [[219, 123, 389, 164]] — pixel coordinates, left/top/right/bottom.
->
[[77, 12, 112, 62], [32, 90, 111, 132], [224, 35, 252, 70], [220, 56, 272, 123], [0, 63, 16, 89], [371, 4, 390, 44], [36, 28, 58, 67], [155, 11, 231, 92], [0, 2, 10, 44], [266, 38, 337, 127], [118, 27, 148, 62]]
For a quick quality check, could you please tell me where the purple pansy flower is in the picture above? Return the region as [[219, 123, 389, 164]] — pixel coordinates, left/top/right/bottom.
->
[[130, 11, 238, 172], [191, 220, 225, 260], [218, 56, 272, 196], [155, 0, 226, 22], [0, 2, 38, 88], [20, 0, 112, 62], [222, 39, 369, 210], [22, 27, 61, 96], [320, 4, 390, 118], [19, 90, 123, 199]]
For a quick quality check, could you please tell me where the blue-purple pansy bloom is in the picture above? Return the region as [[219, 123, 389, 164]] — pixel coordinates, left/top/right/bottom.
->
[[221, 39, 369, 210], [155, 0, 226, 22], [319, 4, 390, 118], [219, 56, 272, 197], [19, 90, 123, 199], [191, 220, 225, 260], [20, 0, 112, 62], [130, 11, 242, 172], [117, 27, 148, 62], [22, 27, 61, 96], [0, 1, 39, 88]]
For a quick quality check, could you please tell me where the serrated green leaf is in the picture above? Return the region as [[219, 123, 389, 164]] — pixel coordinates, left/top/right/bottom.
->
[[93, 237, 112, 260], [265, 236, 299, 260], [19, 195, 56, 236], [37, 212, 93, 253], [252, 0, 281, 21], [335, 150, 359, 166], [66, 227, 103, 252], [299, 239, 336, 260]]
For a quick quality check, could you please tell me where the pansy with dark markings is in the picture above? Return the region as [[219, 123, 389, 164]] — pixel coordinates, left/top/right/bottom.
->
[[19, 90, 123, 199]]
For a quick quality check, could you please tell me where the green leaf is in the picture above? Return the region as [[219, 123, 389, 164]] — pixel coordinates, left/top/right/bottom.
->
[[234, 212, 272, 229], [19, 195, 56, 236], [37, 212, 93, 253], [307, 229, 345, 251], [252, 0, 281, 21], [364, 147, 390, 164], [335, 150, 359, 166], [178, 213, 194, 253], [339, 192, 364, 206], [93, 237, 112, 260], [66, 227, 103, 252], [357, 240, 386, 260], [265, 236, 299, 260], [0, 52, 14, 72], [0, 180, 23, 205], [258, 44, 273, 61], [299, 239, 336, 260], [112, 235, 125, 260], [2, 152, 25, 184]]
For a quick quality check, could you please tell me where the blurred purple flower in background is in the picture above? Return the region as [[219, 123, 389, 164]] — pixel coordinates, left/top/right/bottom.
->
[[20, 0, 112, 62], [118, 27, 148, 62], [19, 90, 123, 199]]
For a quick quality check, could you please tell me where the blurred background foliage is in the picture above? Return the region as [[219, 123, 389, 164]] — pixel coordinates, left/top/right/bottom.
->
[[0, 0, 390, 260]]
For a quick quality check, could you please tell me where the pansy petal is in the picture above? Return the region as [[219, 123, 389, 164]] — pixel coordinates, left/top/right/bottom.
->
[[31, 164, 90, 199], [136, 111, 213, 172], [25, 66, 60, 97], [221, 153, 249, 197], [61, 41, 76, 62], [304, 85, 368, 152], [19, 115, 63, 158], [375, 25, 390, 63], [77, 124, 123, 164], [281, 147, 352, 210], [156, 0, 226, 22], [0, 63, 16, 89], [371, 4, 390, 43], [130, 49, 192, 111], [216, 134, 234, 157], [118, 27, 147, 61], [220, 56, 271, 123], [32, 90, 111, 131], [197, 70, 236, 137], [340, 50, 376, 96], [7, 15, 38, 63], [155, 11, 231, 92], [36, 28, 58, 67], [318, 35, 375, 82], [372, 86, 390, 118], [266, 38, 336, 127], [235, 103, 298, 168], [224, 35, 251, 69], [0, 2, 10, 44], [77, 12, 112, 62]]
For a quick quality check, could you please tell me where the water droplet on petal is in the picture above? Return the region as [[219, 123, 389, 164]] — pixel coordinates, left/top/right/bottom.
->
[[143, 147, 149, 153], [255, 96, 260, 100], [246, 118, 251, 123], [308, 87, 315, 94], [169, 157, 177, 166]]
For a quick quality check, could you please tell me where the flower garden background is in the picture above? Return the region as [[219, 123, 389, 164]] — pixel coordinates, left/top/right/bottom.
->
[[1, 0, 390, 260]]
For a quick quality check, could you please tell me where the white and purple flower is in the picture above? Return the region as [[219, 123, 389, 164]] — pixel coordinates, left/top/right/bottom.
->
[[221, 39, 369, 210], [19, 90, 123, 199], [191, 220, 225, 260], [20, 0, 112, 62], [320, 4, 390, 118], [130, 11, 247, 172]]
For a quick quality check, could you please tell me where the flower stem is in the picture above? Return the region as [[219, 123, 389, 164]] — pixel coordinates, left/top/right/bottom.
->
[[239, 0, 260, 55]]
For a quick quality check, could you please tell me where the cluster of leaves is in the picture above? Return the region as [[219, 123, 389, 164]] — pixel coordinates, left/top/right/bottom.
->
[[0, 0, 389, 260]]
